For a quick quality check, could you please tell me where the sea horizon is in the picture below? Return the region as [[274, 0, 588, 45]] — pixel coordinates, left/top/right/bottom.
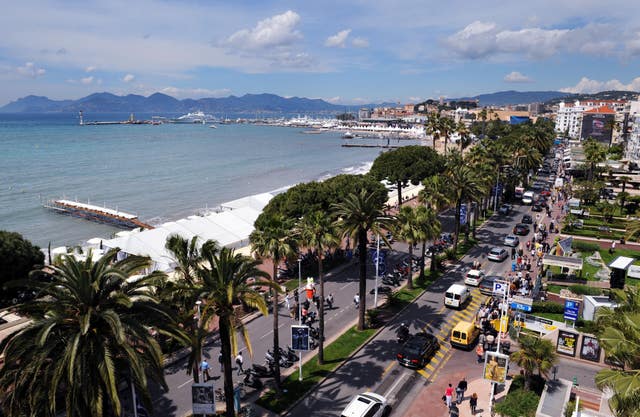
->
[[0, 113, 396, 248]]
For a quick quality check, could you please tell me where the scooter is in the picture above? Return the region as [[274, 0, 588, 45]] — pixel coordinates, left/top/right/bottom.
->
[[251, 363, 274, 378], [266, 349, 293, 368], [382, 274, 400, 286], [280, 346, 300, 362], [397, 323, 410, 344], [243, 368, 264, 389]]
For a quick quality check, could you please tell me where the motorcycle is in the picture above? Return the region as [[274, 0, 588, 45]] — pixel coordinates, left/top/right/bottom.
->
[[382, 274, 400, 287], [302, 311, 317, 326], [396, 323, 410, 344], [242, 368, 264, 389], [266, 349, 293, 368], [280, 346, 300, 362], [251, 363, 274, 378]]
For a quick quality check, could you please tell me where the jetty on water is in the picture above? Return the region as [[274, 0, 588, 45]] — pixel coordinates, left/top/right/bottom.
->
[[43, 199, 153, 230]]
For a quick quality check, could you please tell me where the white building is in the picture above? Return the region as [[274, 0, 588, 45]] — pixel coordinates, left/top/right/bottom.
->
[[625, 100, 640, 163], [555, 101, 587, 139]]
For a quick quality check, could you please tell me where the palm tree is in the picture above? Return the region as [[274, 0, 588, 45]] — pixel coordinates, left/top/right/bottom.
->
[[414, 205, 441, 278], [394, 206, 425, 290], [626, 220, 640, 242], [425, 112, 441, 149], [419, 175, 451, 212], [249, 214, 294, 390], [594, 287, 640, 416], [296, 211, 339, 364], [196, 245, 272, 417], [332, 189, 391, 330], [164, 235, 213, 383], [456, 120, 471, 152], [440, 117, 456, 154], [478, 108, 488, 137], [0, 249, 172, 417], [445, 151, 483, 252], [510, 335, 557, 391], [584, 138, 608, 181]]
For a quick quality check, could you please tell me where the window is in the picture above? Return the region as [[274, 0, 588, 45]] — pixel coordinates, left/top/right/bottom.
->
[[364, 403, 381, 417]]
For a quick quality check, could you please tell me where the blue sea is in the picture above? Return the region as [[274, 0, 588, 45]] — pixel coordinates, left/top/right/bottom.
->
[[0, 113, 385, 248]]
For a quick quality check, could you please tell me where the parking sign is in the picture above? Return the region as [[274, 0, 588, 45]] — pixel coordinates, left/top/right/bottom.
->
[[493, 282, 507, 295]]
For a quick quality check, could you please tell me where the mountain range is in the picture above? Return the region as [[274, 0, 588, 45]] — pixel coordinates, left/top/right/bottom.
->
[[0, 90, 594, 114]]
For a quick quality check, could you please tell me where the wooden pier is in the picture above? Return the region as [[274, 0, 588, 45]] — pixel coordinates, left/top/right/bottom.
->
[[341, 144, 402, 148], [44, 199, 153, 230]]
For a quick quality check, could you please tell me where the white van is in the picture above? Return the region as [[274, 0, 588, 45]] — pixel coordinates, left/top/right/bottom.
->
[[444, 284, 471, 309]]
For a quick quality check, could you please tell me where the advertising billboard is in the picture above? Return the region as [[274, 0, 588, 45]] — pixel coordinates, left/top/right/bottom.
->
[[291, 325, 310, 351], [580, 335, 602, 362], [556, 330, 578, 356], [483, 351, 509, 384], [192, 383, 215, 415], [581, 113, 614, 144]]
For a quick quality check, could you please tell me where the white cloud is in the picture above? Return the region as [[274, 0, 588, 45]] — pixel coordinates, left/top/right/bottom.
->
[[351, 37, 369, 48], [80, 76, 94, 85], [560, 77, 640, 94], [85, 66, 97, 73], [325, 29, 351, 48], [324, 96, 342, 103], [159, 86, 232, 99], [123, 73, 135, 83], [504, 71, 533, 83], [223, 11, 302, 51], [16, 62, 46, 78], [444, 21, 616, 60]]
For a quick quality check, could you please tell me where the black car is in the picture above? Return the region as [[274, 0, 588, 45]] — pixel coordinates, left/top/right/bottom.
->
[[396, 332, 439, 369], [479, 275, 502, 295], [498, 204, 511, 215], [513, 223, 530, 235], [521, 214, 533, 224], [532, 202, 543, 212]]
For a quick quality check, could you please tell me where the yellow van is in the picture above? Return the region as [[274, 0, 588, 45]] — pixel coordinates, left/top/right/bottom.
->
[[450, 320, 480, 350]]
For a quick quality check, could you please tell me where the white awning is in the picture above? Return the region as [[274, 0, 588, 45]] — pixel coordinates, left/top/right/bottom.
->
[[609, 256, 635, 270], [542, 255, 583, 270]]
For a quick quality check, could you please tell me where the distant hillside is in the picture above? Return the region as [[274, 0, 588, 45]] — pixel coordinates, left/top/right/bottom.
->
[[545, 90, 639, 106], [0, 92, 355, 114], [463, 90, 572, 106]]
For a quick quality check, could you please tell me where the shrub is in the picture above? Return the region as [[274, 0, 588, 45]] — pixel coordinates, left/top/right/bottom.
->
[[494, 387, 541, 417], [533, 301, 564, 314], [572, 240, 600, 252], [568, 285, 603, 296]]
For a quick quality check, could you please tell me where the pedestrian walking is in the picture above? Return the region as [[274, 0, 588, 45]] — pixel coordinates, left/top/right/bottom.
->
[[354, 293, 360, 308], [476, 343, 484, 363], [326, 293, 334, 309], [610, 240, 616, 254], [235, 352, 244, 375], [456, 378, 467, 403], [445, 384, 454, 408], [469, 393, 478, 415], [284, 292, 291, 310], [200, 359, 211, 382], [218, 352, 223, 372]]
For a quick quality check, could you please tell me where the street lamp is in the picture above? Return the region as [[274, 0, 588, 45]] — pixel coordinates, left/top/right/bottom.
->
[[195, 300, 203, 382], [493, 165, 511, 212], [297, 258, 302, 382]]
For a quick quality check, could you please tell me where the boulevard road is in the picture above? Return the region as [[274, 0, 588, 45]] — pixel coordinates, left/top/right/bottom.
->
[[285, 203, 536, 417]]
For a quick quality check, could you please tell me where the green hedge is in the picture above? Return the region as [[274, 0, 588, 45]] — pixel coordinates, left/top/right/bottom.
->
[[571, 240, 600, 252], [533, 301, 564, 314], [494, 375, 545, 417], [568, 284, 603, 296]]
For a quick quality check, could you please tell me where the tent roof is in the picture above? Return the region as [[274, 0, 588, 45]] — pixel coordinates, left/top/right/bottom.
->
[[542, 255, 583, 270]]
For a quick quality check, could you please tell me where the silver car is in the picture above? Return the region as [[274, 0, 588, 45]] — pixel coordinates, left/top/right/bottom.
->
[[503, 235, 519, 247], [487, 247, 508, 262]]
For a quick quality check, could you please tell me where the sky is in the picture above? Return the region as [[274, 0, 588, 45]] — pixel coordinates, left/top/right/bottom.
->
[[2, 0, 640, 106]]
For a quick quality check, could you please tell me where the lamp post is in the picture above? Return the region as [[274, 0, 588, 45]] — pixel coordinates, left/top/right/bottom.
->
[[488, 280, 510, 415], [297, 257, 302, 382], [374, 233, 380, 307], [195, 300, 202, 383]]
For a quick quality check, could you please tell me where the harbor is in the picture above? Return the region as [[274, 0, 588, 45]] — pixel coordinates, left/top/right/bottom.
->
[[43, 199, 153, 230]]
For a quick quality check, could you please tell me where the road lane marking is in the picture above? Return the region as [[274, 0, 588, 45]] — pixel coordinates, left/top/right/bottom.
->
[[383, 372, 407, 398], [177, 379, 193, 389], [381, 360, 396, 378]]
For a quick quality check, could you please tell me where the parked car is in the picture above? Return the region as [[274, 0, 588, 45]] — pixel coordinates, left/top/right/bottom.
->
[[487, 247, 508, 262], [341, 392, 389, 417], [498, 204, 511, 215], [479, 275, 502, 295], [522, 191, 534, 205], [464, 269, 485, 286], [396, 332, 439, 369], [521, 214, 533, 224], [513, 224, 530, 236], [503, 235, 520, 247]]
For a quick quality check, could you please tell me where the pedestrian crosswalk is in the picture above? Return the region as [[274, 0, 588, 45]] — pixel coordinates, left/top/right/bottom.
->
[[417, 289, 486, 381]]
